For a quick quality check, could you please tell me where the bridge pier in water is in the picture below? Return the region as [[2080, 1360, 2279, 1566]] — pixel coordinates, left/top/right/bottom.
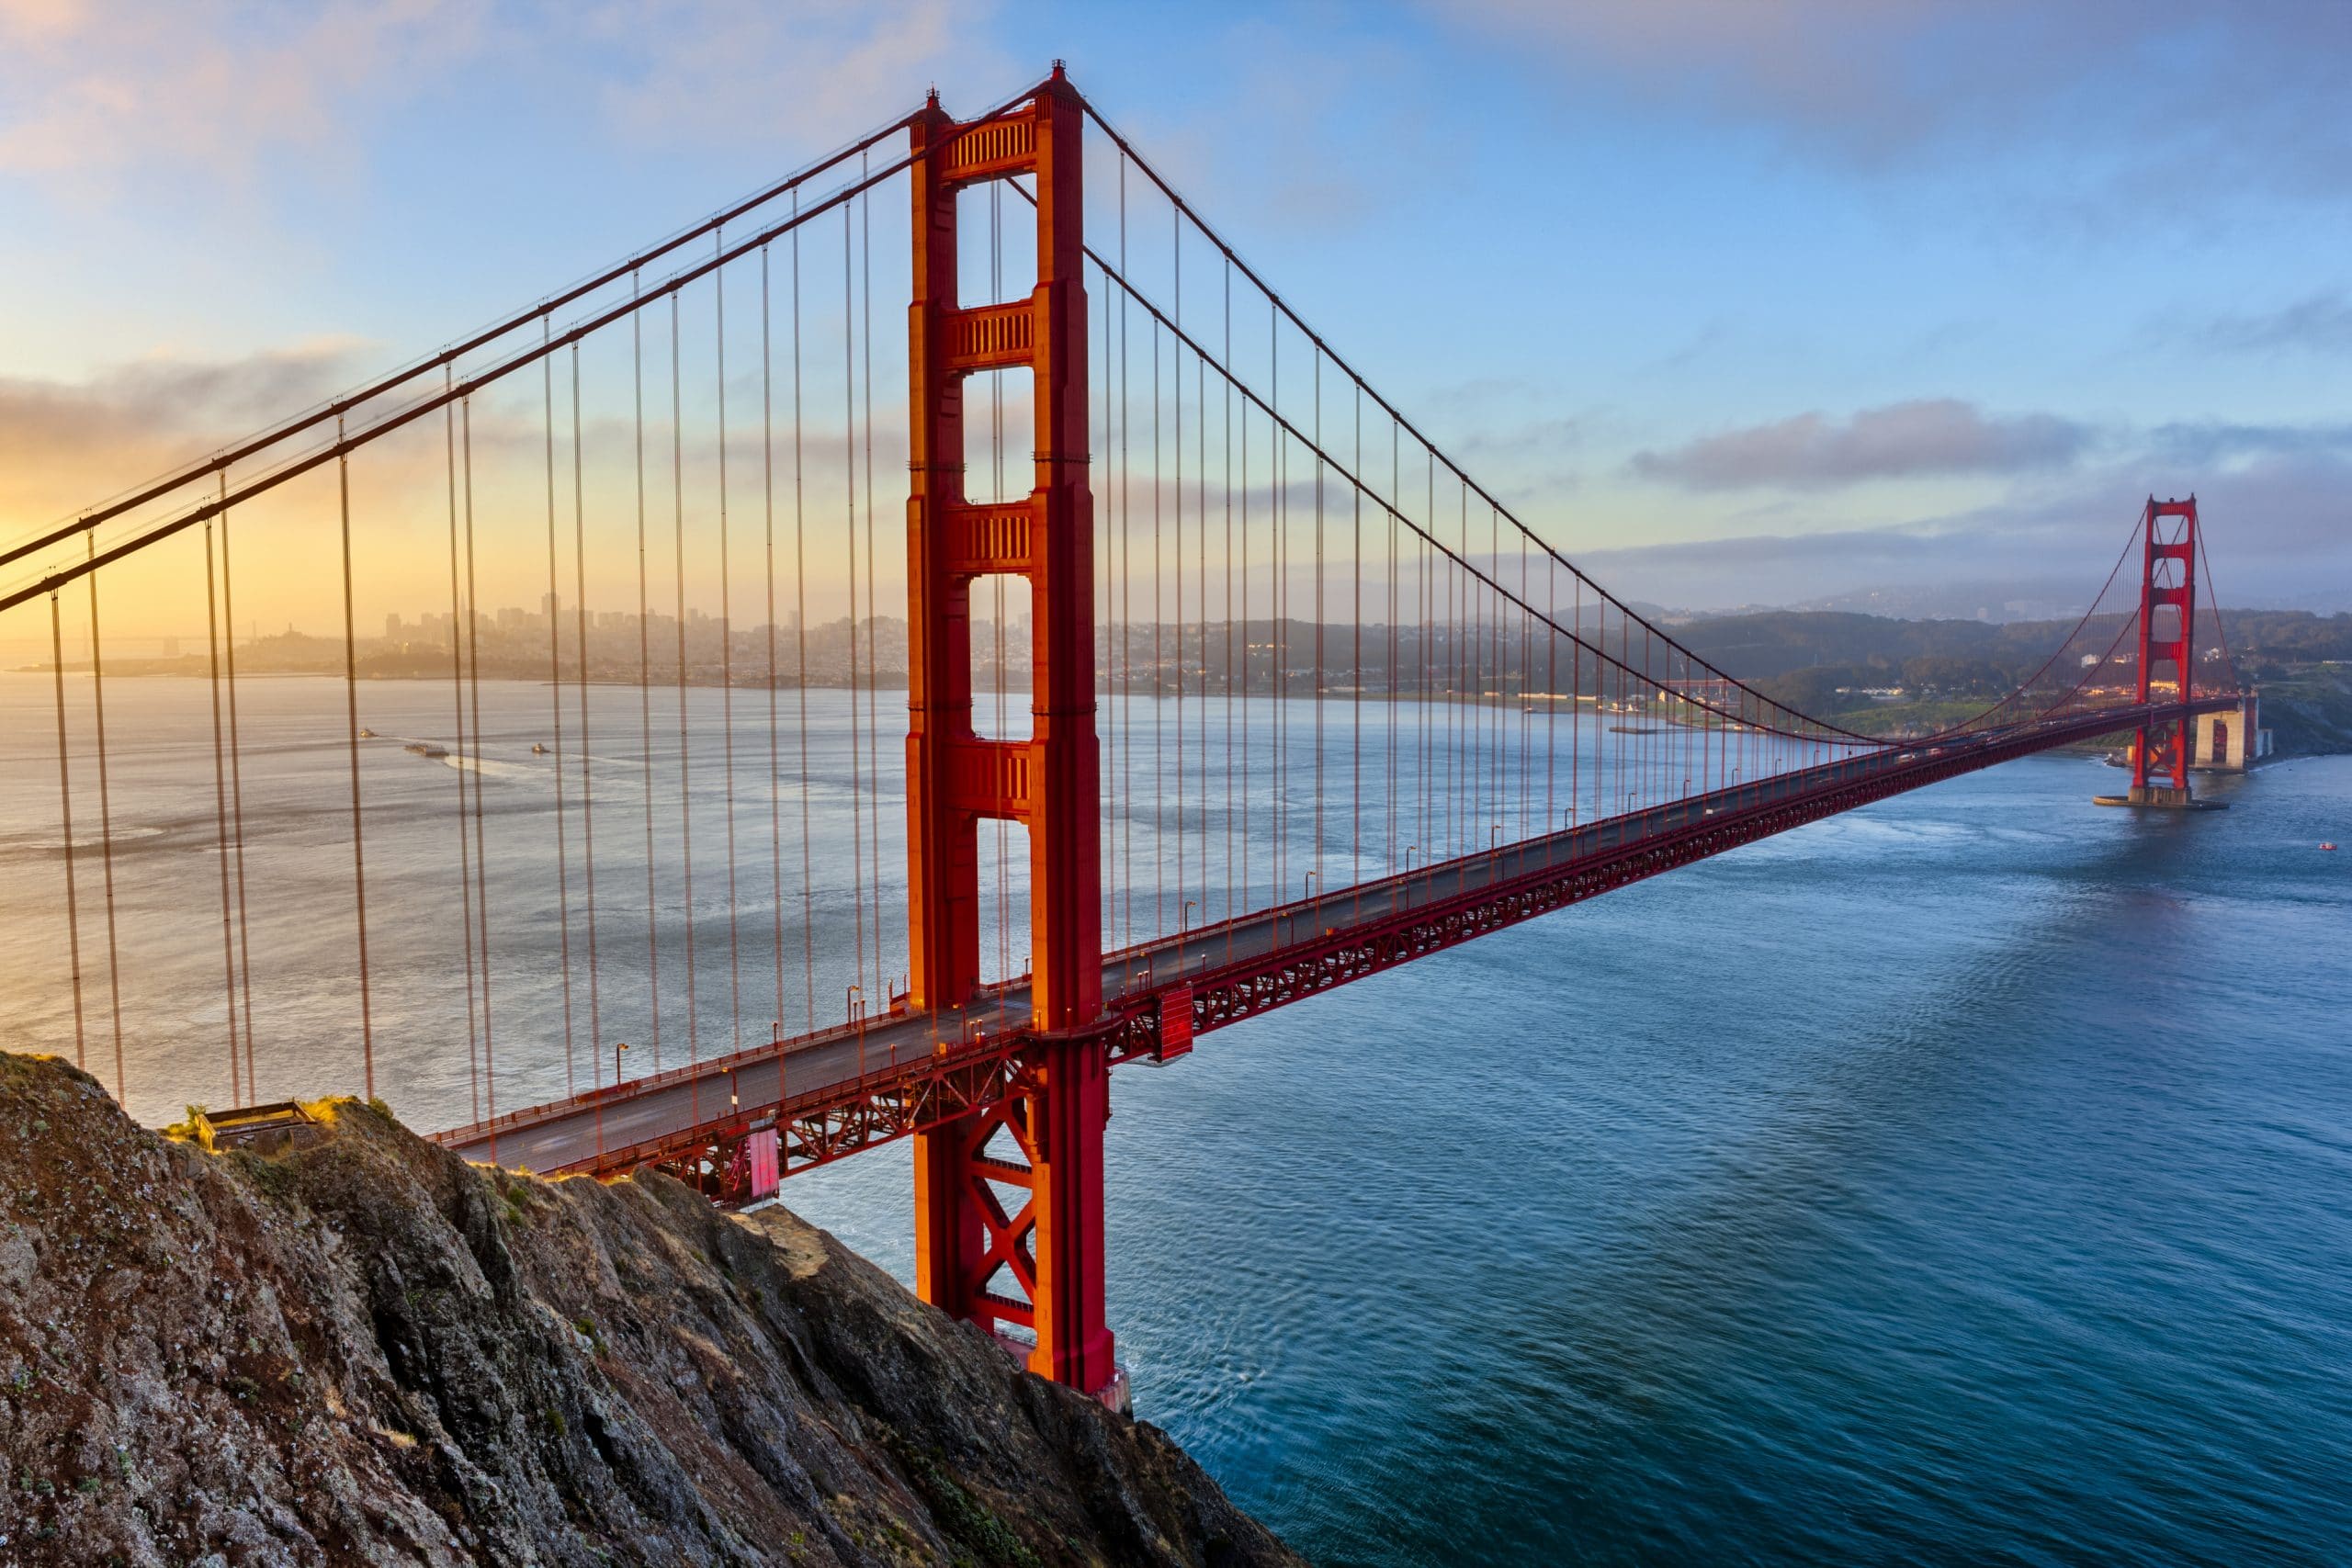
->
[[903, 69, 1125, 1407]]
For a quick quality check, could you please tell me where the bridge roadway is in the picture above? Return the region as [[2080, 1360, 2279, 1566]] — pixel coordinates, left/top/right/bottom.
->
[[435, 701, 2222, 1176]]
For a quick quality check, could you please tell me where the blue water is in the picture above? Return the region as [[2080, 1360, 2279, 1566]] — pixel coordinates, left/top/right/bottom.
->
[[789, 752, 2352, 1566], [6, 668, 2347, 1563]]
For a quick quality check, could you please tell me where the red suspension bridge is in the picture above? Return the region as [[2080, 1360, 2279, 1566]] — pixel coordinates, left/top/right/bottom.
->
[[5, 68, 2250, 1409]]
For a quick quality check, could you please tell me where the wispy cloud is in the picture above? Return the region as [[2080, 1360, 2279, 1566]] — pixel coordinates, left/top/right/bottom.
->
[[0, 0, 475, 192], [2189, 292, 2352, 357], [1632, 400, 2088, 491], [0, 343, 367, 504], [1429, 2, 2352, 214], [584, 0, 1012, 152]]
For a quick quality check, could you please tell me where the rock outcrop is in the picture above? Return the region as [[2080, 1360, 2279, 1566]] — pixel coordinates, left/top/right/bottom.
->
[[0, 1052, 1299, 1567]]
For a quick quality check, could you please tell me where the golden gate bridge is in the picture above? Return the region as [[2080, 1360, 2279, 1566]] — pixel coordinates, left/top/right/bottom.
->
[[4, 67, 2245, 1410]]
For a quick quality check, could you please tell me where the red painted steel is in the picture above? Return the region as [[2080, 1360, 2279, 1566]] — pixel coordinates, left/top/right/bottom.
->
[[442, 698, 2233, 1193], [905, 68, 1114, 1398], [2132, 497, 2199, 795]]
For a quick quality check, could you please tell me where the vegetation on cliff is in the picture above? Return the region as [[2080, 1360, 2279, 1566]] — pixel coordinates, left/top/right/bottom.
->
[[0, 1053, 1298, 1567]]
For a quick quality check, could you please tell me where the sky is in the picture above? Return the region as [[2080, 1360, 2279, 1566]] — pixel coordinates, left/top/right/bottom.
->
[[3, 0, 2348, 640]]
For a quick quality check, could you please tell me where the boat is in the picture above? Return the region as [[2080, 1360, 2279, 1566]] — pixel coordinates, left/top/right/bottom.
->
[[404, 742, 448, 759], [357, 728, 378, 739], [532, 742, 550, 754], [2324, 842, 2339, 852]]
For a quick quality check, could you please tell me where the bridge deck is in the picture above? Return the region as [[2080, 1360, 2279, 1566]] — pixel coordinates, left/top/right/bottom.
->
[[434, 702, 2222, 1177]]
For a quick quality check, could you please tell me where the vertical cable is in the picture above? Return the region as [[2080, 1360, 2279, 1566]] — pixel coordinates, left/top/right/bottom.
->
[[842, 204, 867, 1017], [671, 292, 699, 1066], [1386, 419, 1398, 876], [85, 540, 127, 1100], [716, 234, 744, 1054], [1100, 265, 1117, 946], [203, 529, 242, 1100], [1272, 300, 1285, 903], [572, 344, 603, 1073], [462, 400, 495, 1118], [1171, 207, 1183, 942], [444, 377, 481, 1118], [860, 166, 884, 1004], [1351, 385, 1362, 897], [1223, 256, 1236, 931], [1545, 550, 1557, 843], [1311, 349, 1323, 898], [792, 208, 816, 1031], [1196, 355, 1208, 940], [543, 324, 577, 1096], [51, 592, 89, 1076], [633, 276, 662, 1072], [1234, 264, 1249, 923], [762, 244, 786, 1037], [1118, 158, 1134, 946], [460, 400, 498, 1123], [1153, 315, 1164, 937], [216, 490, 256, 1089], [335, 418, 376, 1100]]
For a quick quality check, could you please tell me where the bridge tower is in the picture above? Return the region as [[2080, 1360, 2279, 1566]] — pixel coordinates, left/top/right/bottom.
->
[[904, 69, 1120, 1404], [2128, 496, 2199, 806]]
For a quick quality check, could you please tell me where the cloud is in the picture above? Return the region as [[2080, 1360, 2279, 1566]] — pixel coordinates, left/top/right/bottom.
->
[[0, 343, 367, 494], [1427, 2, 2352, 213], [585, 0, 1012, 152], [1577, 440, 2352, 613], [0, 0, 475, 190], [1631, 400, 2088, 491], [2190, 292, 2352, 357]]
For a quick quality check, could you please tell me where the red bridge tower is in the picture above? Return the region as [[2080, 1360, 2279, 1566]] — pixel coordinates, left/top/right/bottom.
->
[[2128, 496, 2199, 805], [904, 69, 1120, 1405]]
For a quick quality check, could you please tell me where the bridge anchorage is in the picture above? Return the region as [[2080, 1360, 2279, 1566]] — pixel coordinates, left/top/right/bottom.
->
[[8, 64, 2252, 1416]]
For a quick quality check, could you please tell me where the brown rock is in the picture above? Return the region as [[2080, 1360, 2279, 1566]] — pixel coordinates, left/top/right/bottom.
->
[[0, 1052, 1301, 1567]]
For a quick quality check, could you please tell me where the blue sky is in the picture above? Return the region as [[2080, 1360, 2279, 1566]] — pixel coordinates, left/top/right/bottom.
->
[[4, 0, 2347, 617]]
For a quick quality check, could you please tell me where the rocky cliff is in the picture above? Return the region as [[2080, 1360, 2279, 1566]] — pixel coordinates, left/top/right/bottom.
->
[[0, 1053, 1299, 1567]]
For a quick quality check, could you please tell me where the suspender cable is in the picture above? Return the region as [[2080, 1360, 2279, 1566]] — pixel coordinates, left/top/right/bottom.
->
[[444, 378, 481, 1119], [1272, 304, 1284, 901], [791, 211, 816, 1032], [1223, 256, 1236, 934], [762, 244, 786, 1036], [51, 592, 88, 1076], [632, 277, 661, 1072], [716, 234, 744, 1055], [1152, 314, 1164, 937], [85, 540, 127, 1101], [462, 400, 495, 1123], [1118, 160, 1133, 945], [542, 324, 578, 1097], [860, 169, 884, 1005], [842, 205, 866, 1020], [1171, 208, 1183, 942], [202, 528, 241, 1100], [1197, 355, 1208, 938], [334, 418, 376, 1100], [1311, 348, 1323, 898], [1385, 416, 1396, 875], [217, 495, 256, 1089], [1351, 383, 1363, 901], [571, 344, 603, 1072], [1099, 265, 1116, 945], [670, 293, 699, 1066], [1233, 264, 1249, 925]]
